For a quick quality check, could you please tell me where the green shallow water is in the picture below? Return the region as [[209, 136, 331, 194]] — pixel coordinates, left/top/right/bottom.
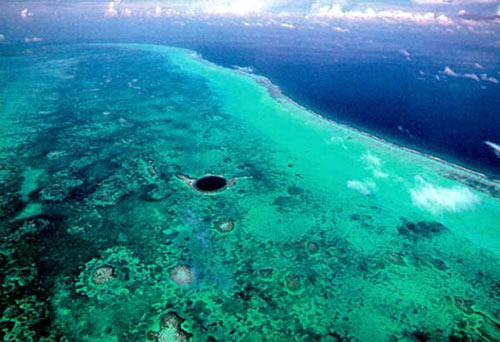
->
[[0, 44, 499, 341]]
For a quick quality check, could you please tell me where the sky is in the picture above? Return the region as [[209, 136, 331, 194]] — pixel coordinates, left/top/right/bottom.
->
[[2, 0, 499, 18], [100, 1, 498, 19], [0, 0, 498, 40]]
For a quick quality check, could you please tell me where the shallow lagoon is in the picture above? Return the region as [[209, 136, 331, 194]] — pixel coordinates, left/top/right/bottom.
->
[[0, 44, 499, 341]]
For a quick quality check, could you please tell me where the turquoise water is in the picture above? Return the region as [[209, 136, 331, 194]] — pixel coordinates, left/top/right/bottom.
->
[[0, 44, 499, 341]]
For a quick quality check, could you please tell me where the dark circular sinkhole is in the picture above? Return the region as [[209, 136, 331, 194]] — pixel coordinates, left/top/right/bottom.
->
[[194, 175, 227, 193]]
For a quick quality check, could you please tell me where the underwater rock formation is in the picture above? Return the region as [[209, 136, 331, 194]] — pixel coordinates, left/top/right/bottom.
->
[[147, 311, 192, 342], [214, 219, 235, 233], [170, 266, 194, 287], [284, 273, 304, 295], [305, 241, 320, 255], [39, 171, 83, 202], [90, 176, 130, 207], [91, 265, 115, 285], [258, 268, 274, 282]]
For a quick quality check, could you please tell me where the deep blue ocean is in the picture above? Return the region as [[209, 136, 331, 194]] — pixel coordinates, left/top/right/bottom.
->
[[1, 17, 499, 176]]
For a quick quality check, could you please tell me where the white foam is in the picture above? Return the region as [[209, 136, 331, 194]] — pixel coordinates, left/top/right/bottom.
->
[[410, 177, 480, 214], [233, 66, 254, 74]]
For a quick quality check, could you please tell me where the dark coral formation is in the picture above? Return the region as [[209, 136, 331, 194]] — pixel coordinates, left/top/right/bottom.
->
[[284, 273, 304, 295], [397, 218, 446, 240], [305, 241, 320, 255]]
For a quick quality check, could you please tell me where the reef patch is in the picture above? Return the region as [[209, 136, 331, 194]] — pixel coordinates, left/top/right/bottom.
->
[[397, 218, 446, 240]]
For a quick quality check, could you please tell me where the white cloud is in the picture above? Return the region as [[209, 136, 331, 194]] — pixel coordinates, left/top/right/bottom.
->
[[412, 0, 451, 4], [24, 37, 43, 43], [443, 66, 498, 84], [122, 8, 133, 17], [399, 49, 412, 61], [484, 141, 500, 157], [202, 0, 269, 16], [443, 66, 459, 77], [91, 0, 496, 35], [480, 73, 499, 84], [308, 4, 455, 27], [20, 8, 33, 19], [102, 0, 270, 17], [347, 179, 377, 196], [332, 26, 350, 33], [413, 0, 499, 4], [361, 152, 389, 179], [410, 177, 480, 214], [463, 73, 480, 81], [280, 23, 295, 29], [362, 153, 382, 168], [105, 1, 119, 17], [154, 5, 162, 17], [93, 0, 496, 34]]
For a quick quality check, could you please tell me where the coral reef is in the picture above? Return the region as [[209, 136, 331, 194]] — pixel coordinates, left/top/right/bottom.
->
[[147, 312, 192, 342], [91, 265, 115, 285], [214, 219, 235, 233], [397, 219, 446, 240], [75, 246, 149, 301], [0, 44, 498, 341], [39, 171, 83, 202]]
